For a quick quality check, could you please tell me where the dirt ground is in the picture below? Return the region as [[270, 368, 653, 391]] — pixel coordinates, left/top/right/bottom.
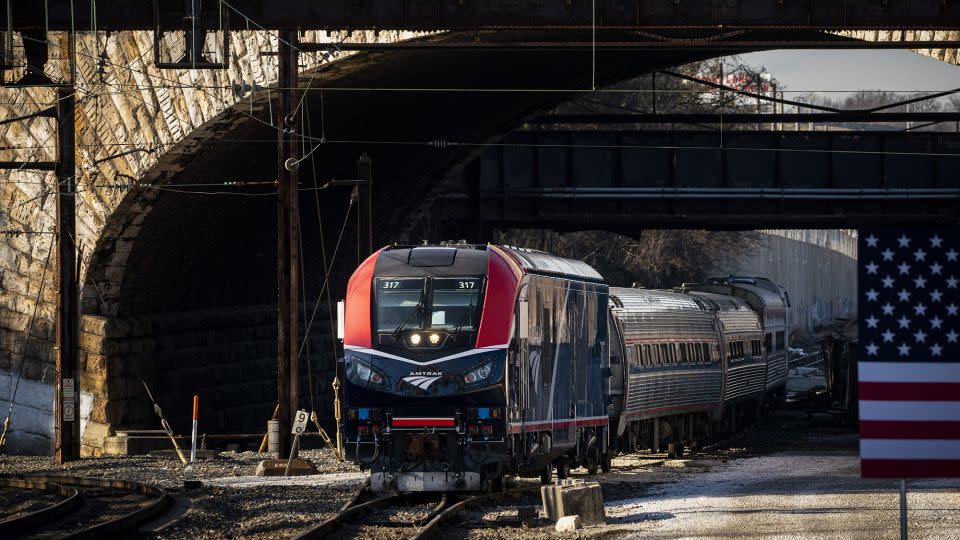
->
[[462, 408, 960, 539]]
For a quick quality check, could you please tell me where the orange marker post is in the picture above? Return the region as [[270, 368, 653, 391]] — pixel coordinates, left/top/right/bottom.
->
[[190, 395, 199, 463]]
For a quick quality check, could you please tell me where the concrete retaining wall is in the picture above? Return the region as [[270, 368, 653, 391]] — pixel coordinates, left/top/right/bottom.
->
[[708, 229, 858, 338]]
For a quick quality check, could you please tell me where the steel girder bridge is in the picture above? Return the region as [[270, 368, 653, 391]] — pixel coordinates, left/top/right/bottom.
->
[[6, 0, 960, 31], [433, 129, 960, 235]]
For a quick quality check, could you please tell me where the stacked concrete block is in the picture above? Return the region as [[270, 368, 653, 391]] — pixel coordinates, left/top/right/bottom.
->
[[541, 479, 607, 526]]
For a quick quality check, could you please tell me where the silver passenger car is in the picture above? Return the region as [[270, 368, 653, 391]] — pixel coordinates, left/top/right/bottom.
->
[[607, 288, 724, 453], [687, 291, 766, 403], [686, 277, 790, 404]]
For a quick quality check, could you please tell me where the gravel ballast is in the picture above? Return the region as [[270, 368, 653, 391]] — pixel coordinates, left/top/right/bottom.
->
[[0, 448, 362, 538], [3, 411, 960, 538]]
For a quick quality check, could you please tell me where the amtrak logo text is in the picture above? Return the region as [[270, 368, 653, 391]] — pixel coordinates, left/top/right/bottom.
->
[[403, 372, 443, 390]]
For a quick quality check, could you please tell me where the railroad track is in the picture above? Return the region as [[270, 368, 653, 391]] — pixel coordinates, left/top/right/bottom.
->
[[0, 474, 170, 540], [294, 480, 539, 540]]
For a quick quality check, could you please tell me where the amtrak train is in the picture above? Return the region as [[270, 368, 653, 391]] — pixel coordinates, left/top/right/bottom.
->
[[339, 243, 789, 492]]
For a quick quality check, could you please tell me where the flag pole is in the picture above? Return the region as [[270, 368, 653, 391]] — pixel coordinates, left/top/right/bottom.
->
[[899, 478, 907, 540]]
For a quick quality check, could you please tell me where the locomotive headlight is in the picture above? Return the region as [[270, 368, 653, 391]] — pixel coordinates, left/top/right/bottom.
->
[[429, 333, 441, 345], [463, 361, 493, 385], [346, 358, 386, 387], [408, 333, 422, 346]]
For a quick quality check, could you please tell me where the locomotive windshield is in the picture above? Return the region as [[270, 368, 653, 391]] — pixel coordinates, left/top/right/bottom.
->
[[374, 276, 484, 335], [375, 278, 425, 332], [430, 278, 482, 331]]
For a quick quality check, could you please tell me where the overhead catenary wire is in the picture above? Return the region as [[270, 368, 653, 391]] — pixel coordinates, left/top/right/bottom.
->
[[15, 27, 960, 142], [1, 20, 957, 239], [297, 188, 356, 361], [16, 33, 293, 140], [304, 98, 341, 411], [7, 34, 960, 167], [0, 16, 958, 454]]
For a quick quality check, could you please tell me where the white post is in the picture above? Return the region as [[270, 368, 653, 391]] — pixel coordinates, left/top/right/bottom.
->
[[190, 395, 199, 463], [900, 479, 907, 540]]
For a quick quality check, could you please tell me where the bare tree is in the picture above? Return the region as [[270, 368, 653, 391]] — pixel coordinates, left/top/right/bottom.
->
[[495, 229, 759, 288]]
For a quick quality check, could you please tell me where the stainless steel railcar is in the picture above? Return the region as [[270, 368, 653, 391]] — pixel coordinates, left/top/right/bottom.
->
[[686, 277, 791, 406], [691, 291, 767, 430], [607, 288, 724, 457]]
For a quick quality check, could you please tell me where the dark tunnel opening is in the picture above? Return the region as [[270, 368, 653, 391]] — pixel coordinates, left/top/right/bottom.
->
[[87, 29, 792, 440], [114, 181, 361, 437]]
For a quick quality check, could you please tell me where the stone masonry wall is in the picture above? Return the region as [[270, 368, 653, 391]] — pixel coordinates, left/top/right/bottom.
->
[[75, 306, 334, 455], [708, 230, 858, 339], [839, 30, 960, 65], [0, 28, 413, 454]]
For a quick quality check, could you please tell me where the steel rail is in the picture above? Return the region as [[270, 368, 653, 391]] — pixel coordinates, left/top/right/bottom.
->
[[0, 476, 81, 532], [293, 482, 440, 539], [412, 486, 540, 539], [0, 474, 171, 539]]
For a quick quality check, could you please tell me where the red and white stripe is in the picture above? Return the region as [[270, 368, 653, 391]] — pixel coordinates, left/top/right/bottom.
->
[[391, 417, 456, 428], [859, 362, 960, 477]]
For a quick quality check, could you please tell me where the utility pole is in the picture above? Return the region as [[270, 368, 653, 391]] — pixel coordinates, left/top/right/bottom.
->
[[54, 84, 79, 464], [276, 30, 300, 459]]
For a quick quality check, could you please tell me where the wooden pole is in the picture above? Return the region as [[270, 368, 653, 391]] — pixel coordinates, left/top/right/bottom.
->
[[54, 82, 79, 464], [276, 30, 300, 459]]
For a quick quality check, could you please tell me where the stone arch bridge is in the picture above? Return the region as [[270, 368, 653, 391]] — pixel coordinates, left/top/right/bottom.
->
[[0, 28, 957, 454]]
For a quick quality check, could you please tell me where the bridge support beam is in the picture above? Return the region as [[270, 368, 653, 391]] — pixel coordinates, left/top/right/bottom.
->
[[276, 30, 300, 460]]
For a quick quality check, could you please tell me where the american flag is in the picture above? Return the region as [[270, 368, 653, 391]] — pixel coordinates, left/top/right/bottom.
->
[[859, 227, 960, 478]]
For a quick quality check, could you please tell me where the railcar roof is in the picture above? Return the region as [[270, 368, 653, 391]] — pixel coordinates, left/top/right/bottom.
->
[[609, 287, 710, 312], [497, 245, 604, 283], [690, 281, 786, 311], [686, 291, 752, 312], [708, 276, 789, 305]]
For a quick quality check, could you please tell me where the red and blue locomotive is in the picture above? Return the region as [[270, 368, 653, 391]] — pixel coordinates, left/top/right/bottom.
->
[[341, 243, 610, 492]]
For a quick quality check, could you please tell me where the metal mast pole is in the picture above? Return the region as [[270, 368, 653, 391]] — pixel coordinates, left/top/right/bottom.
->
[[357, 154, 373, 257], [54, 83, 79, 463], [276, 30, 300, 459]]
